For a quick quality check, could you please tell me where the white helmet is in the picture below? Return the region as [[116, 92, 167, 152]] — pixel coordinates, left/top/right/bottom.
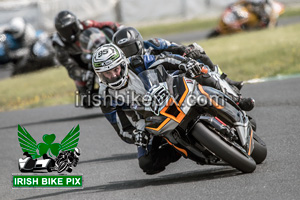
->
[[74, 147, 80, 158], [92, 43, 129, 90], [9, 17, 26, 39]]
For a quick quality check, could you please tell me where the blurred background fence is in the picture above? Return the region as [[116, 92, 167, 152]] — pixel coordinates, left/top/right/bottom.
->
[[0, 0, 299, 31]]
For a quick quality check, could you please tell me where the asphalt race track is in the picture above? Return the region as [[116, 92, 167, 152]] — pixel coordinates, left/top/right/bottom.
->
[[1, 76, 300, 199]]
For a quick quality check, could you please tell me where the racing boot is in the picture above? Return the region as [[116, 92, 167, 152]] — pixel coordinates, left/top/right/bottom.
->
[[223, 92, 255, 112], [225, 77, 244, 90], [139, 138, 181, 175], [237, 97, 255, 111]]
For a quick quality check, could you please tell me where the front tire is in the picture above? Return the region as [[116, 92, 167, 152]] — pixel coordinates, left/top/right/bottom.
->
[[251, 133, 267, 164], [207, 29, 220, 38], [247, 114, 257, 131], [57, 162, 68, 173], [191, 123, 256, 173]]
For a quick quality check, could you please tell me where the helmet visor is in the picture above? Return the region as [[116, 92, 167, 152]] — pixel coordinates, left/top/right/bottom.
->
[[120, 42, 141, 57], [58, 21, 81, 42]]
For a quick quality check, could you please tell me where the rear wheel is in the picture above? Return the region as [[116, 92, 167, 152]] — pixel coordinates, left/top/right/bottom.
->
[[191, 122, 256, 173]]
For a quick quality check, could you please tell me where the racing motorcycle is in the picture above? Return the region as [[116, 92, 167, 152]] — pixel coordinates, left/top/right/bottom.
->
[[0, 30, 56, 76], [207, 0, 285, 38], [138, 66, 267, 173], [56, 155, 74, 173], [55, 148, 80, 173]]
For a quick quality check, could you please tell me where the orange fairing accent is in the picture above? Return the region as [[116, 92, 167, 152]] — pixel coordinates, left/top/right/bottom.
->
[[179, 77, 189, 106], [160, 98, 186, 123], [198, 84, 224, 109], [248, 128, 253, 156], [159, 77, 188, 123], [164, 138, 188, 157], [147, 77, 189, 131], [147, 118, 170, 132]]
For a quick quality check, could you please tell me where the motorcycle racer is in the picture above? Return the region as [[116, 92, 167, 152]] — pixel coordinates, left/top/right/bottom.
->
[[111, 26, 255, 110], [55, 147, 81, 173], [92, 43, 255, 174], [52, 10, 120, 108], [112, 26, 244, 90], [235, 0, 279, 28], [0, 17, 37, 74]]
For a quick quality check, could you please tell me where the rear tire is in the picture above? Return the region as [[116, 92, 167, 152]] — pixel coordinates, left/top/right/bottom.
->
[[191, 123, 256, 173], [251, 133, 267, 164]]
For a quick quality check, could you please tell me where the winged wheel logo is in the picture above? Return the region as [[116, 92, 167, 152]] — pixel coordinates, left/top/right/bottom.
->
[[17, 124, 80, 159]]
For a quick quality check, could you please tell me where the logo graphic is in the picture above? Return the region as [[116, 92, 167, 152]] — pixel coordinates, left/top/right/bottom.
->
[[17, 125, 81, 174], [14, 125, 83, 188], [18, 124, 80, 159]]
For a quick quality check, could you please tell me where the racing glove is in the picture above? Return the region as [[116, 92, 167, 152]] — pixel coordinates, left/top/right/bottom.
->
[[184, 43, 215, 70], [184, 43, 205, 60], [132, 129, 150, 147], [82, 70, 94, 82], [179, 58, 210, 78]]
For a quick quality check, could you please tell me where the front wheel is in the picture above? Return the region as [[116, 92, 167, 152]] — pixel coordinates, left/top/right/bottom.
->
[[207, 29, 220, 38], [251, 133, 267, 164], [57, 162, 68, 173], [191, 123, 256, 173]]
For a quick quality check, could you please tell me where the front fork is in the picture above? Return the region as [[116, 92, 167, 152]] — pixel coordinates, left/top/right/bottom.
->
[[195, 84, 254, 153]]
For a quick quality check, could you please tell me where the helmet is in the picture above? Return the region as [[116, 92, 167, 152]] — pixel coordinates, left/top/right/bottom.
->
[[74, 147, 80, 158], [54, 10, 82, 43], [112, 27, 144, 57], [92, 43, 129, 90], [8, 17, 26, 39], [79, 27, 107, 53]]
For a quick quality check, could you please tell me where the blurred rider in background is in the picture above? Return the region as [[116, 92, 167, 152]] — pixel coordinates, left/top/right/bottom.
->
[[0, 17, 36, 73], [52, 10, 120, 108], [235, 0, 278, 27]]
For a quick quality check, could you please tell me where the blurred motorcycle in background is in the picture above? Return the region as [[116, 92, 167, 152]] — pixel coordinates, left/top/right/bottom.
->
[[0, 30, 57, 76], [77, 27, 113, 108], [207, 0, 285, 38]]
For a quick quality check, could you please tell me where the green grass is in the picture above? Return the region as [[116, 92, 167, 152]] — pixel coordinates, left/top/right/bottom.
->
[[0, 67, 75, 112], [1, 21, 300, 112], [138, 18, 218, 38], [198, 23, 300, 81]]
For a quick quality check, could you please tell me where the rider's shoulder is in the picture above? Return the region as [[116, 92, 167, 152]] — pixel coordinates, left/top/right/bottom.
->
[[52, 32, 65, 47]]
